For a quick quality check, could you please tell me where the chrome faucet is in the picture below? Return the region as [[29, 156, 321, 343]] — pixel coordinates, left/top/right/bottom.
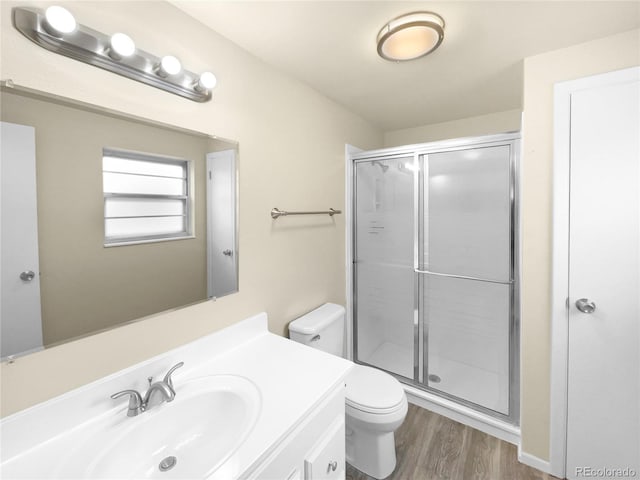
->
[[111, 362, 184, 417]]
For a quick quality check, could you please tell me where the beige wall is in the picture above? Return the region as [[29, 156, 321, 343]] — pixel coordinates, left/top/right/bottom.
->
[[383, 109, 522, 147], [0, 0, 381, 416], [2, 4, 637, 468], [2, 91, 225, 346], [519, 28, 640, 460]]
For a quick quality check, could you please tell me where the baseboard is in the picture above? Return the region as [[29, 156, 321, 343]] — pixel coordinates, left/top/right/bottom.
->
[[518, 446, 554, 476]]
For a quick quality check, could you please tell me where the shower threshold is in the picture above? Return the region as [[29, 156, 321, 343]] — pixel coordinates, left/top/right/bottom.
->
[[403, 383, 520, 445]]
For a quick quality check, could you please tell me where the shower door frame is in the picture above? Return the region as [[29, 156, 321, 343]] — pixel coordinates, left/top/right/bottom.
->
[[350, 132, 521, 426]]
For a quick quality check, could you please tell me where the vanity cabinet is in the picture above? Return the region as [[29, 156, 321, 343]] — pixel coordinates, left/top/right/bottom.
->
[[243, 383, 346, 480]]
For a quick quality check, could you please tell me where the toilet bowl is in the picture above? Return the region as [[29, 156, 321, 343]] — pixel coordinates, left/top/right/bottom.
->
[[288, 303, 408, 479], [344, 364, 408, 478]]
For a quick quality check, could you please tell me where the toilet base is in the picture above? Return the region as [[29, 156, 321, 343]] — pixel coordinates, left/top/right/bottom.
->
[[346, 426, 397, 479]]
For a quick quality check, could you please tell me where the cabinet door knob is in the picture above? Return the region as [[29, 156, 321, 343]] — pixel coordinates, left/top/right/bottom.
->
[[328, 461, 338, 472]]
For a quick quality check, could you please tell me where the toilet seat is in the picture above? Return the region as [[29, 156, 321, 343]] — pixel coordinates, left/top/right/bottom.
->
[[346, 396, 408, 430], [345, 364, 406, 414]]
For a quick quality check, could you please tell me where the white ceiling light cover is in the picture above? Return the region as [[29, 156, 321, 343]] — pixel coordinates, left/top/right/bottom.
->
[[377, 12, 445, 61]]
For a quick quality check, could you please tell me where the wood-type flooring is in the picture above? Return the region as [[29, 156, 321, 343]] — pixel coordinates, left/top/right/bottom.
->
[[345, 404, 561, 480]]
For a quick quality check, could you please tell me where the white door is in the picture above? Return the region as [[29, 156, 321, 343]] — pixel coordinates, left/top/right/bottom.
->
[[206, 150, 237, 298], [565, 69, 640, 479], [1, 122, 44, 359]]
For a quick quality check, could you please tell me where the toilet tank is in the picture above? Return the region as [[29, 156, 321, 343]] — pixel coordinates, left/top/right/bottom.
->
[[288, 303, 345, 357]]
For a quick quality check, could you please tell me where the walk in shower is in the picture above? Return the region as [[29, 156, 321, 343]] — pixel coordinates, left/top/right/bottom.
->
[[352, 133, 519, 426]]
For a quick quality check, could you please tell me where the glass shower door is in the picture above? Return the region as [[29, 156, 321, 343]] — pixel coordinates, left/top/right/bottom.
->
[[419, 145, 514, 415], [354, 156, 415, 379]]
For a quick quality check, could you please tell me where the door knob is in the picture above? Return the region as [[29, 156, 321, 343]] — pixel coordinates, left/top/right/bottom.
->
[[20, 270, 35, 282], [222, 249, 233, 256], [575, 298, 596, 314]]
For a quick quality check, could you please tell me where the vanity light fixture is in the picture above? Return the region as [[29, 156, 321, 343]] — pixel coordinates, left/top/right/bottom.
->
[[12, 6, 216, 102], [376, 11, 445, 62]]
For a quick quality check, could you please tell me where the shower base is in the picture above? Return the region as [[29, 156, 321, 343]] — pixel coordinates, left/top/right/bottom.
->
[[359, 341, 518, 444], [427, 355, 508, 414], [363, 341, 413, 379]]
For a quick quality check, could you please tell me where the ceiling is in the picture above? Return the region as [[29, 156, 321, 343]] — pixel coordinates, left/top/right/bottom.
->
[[173, 1, 640, 131]]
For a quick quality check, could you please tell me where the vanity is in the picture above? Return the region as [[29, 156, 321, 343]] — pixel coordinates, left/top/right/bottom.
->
[[0, 313, 353, 479]]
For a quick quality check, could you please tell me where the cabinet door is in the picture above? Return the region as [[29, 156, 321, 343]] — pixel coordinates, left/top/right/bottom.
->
[[241, 386, 345, 480], [304, 417, 345, 480]]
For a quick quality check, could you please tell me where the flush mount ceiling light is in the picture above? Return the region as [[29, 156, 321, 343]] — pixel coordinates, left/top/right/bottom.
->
[[376, 11, 445, 62], [12, 6, 216, 102]]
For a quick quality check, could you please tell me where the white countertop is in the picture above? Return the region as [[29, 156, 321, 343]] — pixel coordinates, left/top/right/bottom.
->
[[0, 313, 354, 479]]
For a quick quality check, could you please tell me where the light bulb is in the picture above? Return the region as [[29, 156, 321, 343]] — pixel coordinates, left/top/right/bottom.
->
[[158, 55, 182, 77], [44, 6, 77, 35], [109, 33, 135, 59], [196, 72, 217, 91]]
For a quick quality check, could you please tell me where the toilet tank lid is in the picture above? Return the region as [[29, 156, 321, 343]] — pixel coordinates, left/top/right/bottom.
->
[[288, 303, 345, 335]]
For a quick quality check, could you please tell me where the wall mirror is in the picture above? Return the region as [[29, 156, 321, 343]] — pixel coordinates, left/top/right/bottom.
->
[[0, 83, 239, 360]]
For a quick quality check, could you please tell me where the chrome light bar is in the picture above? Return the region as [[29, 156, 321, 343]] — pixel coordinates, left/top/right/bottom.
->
[[12, 7, 213, 103]]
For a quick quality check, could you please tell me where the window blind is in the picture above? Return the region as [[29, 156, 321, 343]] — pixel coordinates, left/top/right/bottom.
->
[[102, 149, 191, 245]]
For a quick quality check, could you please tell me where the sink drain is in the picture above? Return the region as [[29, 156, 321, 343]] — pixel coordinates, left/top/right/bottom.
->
[[159, 456, 177, 472], [428, 374, 441, 383]]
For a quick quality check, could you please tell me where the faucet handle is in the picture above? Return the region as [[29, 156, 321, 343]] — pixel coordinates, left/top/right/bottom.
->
[[111, 389, 144, 416], [163, 362, 184, 390]]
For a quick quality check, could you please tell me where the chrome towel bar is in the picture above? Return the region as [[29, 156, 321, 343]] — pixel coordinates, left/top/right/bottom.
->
[[271, 207, 342, 219]]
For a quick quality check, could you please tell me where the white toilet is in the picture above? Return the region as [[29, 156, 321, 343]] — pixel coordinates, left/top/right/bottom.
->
[[288, 303, 408, 479]]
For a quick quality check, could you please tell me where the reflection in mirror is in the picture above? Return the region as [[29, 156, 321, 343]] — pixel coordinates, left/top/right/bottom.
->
[[0, 84, 238, 360]]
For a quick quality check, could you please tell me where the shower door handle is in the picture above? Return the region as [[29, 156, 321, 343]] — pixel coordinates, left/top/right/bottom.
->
[[414, 269, 512, 285]]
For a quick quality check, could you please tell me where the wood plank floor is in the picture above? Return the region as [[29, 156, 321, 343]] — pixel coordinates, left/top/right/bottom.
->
[[346, 404, 560, 480]]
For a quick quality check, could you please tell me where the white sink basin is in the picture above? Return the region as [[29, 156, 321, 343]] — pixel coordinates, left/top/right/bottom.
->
[[3, 375, 261, 479], [87, 375, 261, 479]]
